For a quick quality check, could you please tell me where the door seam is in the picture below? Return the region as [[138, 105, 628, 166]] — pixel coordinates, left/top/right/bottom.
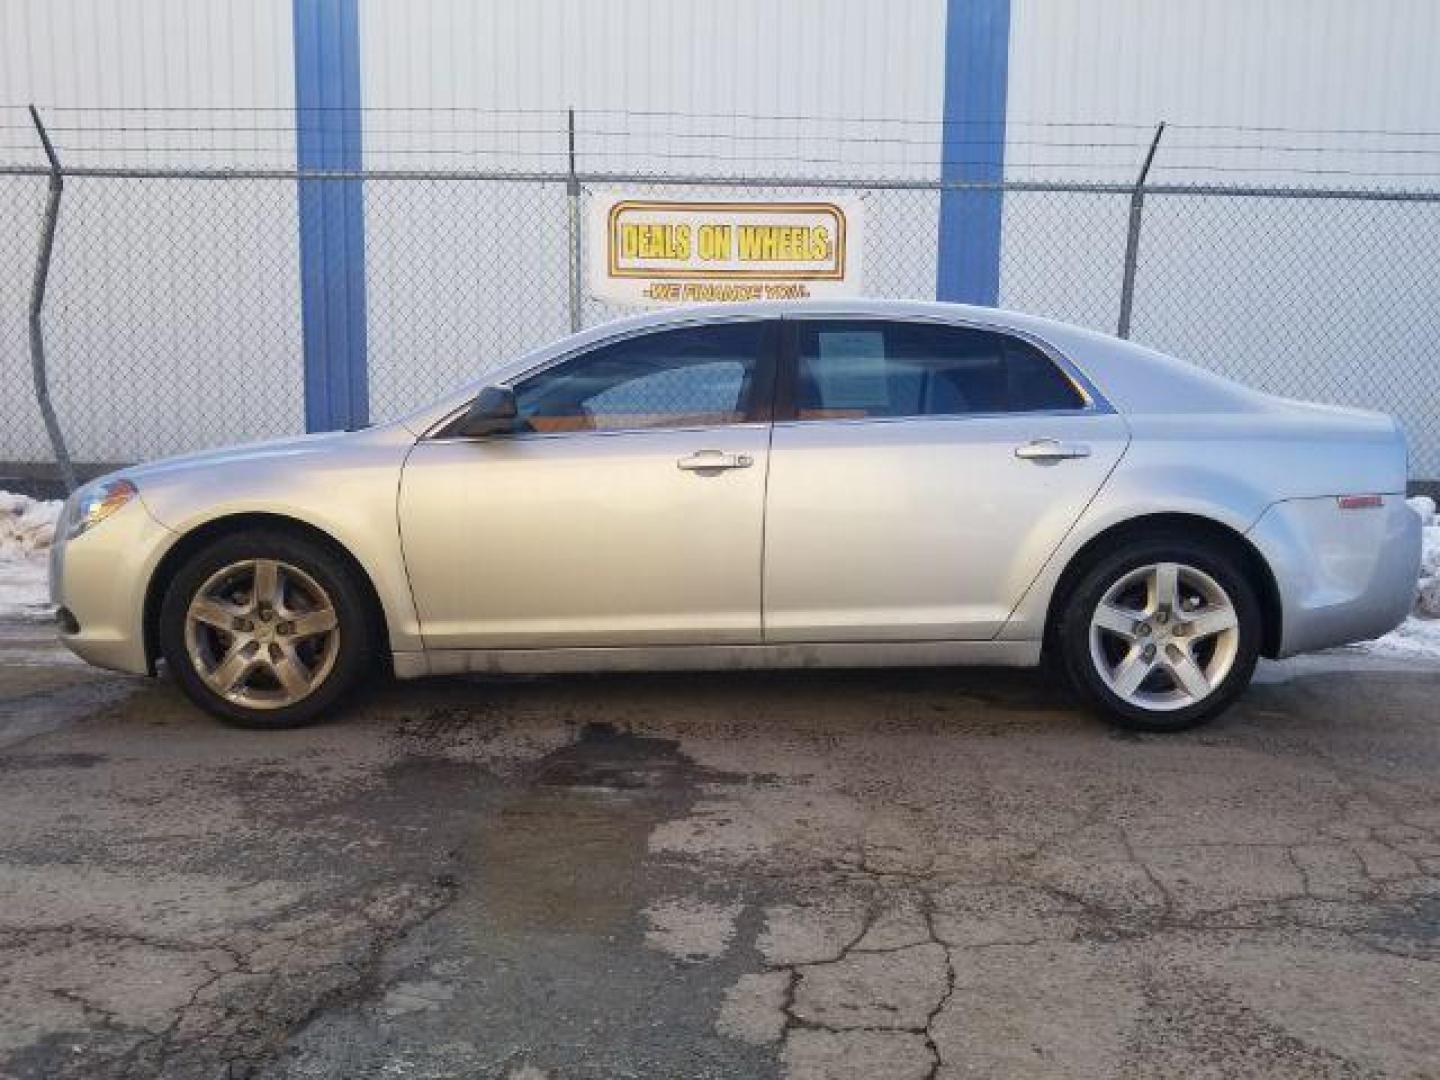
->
[[758, 419, 776, 644], [758, 317, 797, 644], [995, 421, 1135, 638]]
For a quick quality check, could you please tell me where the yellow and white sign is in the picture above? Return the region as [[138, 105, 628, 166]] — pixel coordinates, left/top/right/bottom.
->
[[587, 197, 864, 306]]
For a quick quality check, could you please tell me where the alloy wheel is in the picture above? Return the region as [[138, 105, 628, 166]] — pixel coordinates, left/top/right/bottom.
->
[[1088, 561, 1240, 712], [183, 558, 341, 709]]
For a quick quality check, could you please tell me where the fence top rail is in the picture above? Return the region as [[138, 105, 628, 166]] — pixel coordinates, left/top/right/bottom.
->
[[1, 162, 1439, 203]]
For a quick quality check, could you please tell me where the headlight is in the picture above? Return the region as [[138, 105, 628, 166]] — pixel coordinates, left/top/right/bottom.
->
[[68, 479, 139, 539]]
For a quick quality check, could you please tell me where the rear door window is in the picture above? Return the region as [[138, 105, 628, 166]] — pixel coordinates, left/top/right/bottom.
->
[[792, 320, 1084, 420]]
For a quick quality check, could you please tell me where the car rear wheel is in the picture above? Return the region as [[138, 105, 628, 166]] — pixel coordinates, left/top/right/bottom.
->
[[159, 531, 374, 728], [1059, 536, 1262, 732]]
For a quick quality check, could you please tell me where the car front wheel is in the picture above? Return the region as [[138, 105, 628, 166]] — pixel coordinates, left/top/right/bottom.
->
[[1059, 536, 1262, 732], [158, 530, 374, 728]]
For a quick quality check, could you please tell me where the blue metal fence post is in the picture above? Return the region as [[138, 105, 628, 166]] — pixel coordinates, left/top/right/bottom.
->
[[293, 0, 367, 431], [936, 0, 1011, 307]]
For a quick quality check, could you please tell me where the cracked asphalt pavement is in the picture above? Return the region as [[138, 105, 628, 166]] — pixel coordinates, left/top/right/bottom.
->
[[2, 612, 1439, 1079]]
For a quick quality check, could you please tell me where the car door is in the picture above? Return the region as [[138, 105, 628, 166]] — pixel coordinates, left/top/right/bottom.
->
[[762, 316, 1130, 642], [399, 318, 778, 649]]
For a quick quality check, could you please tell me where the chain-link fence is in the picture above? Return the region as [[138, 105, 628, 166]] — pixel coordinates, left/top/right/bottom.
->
[[3, 152, 1438, 483]]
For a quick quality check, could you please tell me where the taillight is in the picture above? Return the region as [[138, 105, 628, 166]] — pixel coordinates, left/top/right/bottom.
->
[[1337, 494, 1383, 511]]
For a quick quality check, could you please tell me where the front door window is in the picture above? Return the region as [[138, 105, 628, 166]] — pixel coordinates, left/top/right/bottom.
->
[[513, 322, 769, 434]]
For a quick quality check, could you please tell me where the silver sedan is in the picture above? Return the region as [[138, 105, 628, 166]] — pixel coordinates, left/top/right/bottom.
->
[[49, 300, 1420, 732]]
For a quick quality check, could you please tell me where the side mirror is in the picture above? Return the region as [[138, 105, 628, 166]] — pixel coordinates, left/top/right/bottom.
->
[[453, 385, 517, 437]]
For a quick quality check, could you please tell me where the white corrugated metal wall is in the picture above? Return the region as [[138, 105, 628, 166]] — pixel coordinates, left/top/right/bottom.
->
[[0, 0, 302, 463], [0, 1, 294, 122], [1001, 0, 1440, 476], [1008, 0, 1440, 181], [357, 0, 948, 414], [359, 0, 946, 129], [1, 0, 1436, 472]]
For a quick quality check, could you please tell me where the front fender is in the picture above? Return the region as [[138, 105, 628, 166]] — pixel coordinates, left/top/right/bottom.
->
[[134, 426, 424, 654]]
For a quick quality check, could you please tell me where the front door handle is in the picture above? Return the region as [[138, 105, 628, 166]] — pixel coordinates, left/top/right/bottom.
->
[[677, 449, 754, 471], [1015, 438, 1092, 463]]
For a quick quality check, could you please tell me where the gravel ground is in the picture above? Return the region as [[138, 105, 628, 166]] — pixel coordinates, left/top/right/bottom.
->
[[1, 613, 1438, 1079]]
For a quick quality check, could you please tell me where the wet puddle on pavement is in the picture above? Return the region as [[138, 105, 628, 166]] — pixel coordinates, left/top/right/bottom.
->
[[469, 721, 726, 936]]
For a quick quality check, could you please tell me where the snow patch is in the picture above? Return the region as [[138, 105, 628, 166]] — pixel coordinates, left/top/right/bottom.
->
[[1408, 496, 1438, 616], [0, 492, 61, 621], [0, 491, 61, 557]]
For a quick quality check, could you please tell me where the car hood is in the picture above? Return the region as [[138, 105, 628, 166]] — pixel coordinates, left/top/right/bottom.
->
[[109, 424, 413, 487], [87, 423, 420, 536]]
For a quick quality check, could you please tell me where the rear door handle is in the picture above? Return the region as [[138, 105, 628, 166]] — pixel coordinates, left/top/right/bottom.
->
[[1014, 438, 1092, 462], [677, 449, 754, 471]]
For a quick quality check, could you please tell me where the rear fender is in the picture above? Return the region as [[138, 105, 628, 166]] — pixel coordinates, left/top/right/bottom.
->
[[998, 459, 1272, 643]]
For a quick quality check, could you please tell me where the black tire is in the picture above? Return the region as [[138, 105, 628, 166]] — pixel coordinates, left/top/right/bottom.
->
[[158, 530, 375, 729], [1058, 534, 1262, 733]]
